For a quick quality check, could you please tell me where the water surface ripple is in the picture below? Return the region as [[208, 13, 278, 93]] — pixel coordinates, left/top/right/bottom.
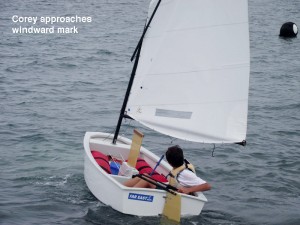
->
[[1, 0, 300, 224]]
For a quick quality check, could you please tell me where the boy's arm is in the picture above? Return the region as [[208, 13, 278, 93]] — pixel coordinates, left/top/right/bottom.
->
[[178, 182, 211, 194]]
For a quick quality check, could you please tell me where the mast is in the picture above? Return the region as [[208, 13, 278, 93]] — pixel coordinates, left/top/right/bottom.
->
[[112, 0, 162, 144], [112, 46, 142, 144]]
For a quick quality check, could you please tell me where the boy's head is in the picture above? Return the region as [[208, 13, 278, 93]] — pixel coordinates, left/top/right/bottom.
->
[[166, 145, 184, 168]]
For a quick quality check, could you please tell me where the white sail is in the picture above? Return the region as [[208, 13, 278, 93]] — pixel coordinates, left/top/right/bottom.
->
[[126, 0, 250, 143]]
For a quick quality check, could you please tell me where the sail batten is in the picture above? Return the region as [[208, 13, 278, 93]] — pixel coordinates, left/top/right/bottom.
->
[[126, 0, 250, 143]]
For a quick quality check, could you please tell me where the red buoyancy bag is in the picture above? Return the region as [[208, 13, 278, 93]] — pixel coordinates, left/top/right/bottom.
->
[[136, 158, 168, 183], [91, 151, 111, 174]]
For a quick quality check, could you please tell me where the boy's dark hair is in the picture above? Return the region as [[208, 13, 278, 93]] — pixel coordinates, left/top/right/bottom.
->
[[166, 145, 184, 168]]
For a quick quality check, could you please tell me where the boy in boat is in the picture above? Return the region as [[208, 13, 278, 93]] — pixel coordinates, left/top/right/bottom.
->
[[123, 145, 211, 194]]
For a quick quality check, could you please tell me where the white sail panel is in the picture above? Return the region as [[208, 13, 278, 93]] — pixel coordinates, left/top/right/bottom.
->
[[126, 0, 250, 143]]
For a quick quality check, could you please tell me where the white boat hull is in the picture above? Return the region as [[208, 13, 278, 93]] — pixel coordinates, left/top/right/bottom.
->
[[83, 132, 207, 217]]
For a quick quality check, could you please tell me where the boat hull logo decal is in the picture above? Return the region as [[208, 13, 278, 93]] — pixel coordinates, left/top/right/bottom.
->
[[128, 193, 154, 202]]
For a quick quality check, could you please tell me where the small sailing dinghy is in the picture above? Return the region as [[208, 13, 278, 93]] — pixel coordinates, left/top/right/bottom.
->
[[84, 0, 250, 221]]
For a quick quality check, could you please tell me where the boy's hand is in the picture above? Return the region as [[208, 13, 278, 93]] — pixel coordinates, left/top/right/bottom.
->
[[178, 187, 190, 194]]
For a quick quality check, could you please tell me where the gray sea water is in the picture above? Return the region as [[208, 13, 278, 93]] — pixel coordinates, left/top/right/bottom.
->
[[1, 0, 300, 224]]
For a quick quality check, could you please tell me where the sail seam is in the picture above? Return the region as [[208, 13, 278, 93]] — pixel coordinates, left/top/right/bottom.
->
[[128, 99, 249, 107], [144, 21, 249, 38], [140, 64, 250, 76]]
